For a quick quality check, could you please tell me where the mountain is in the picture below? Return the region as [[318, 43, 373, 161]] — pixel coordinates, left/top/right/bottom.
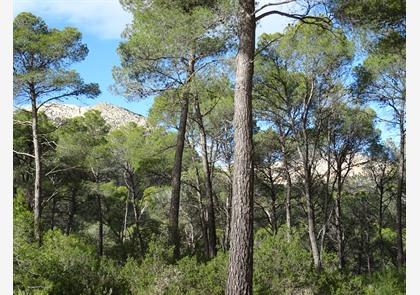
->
[[39, 103, 147, 129]]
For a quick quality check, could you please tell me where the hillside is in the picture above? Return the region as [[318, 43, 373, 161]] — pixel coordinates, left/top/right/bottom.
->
[[38, 102, 147, 129]]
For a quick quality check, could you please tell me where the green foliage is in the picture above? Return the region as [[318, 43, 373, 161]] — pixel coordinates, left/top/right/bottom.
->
[[253, 227, 316, 294], [121, 238, 227, 295], [363, 267, 405, 295], [113, 0, 233, 99], [14, 229, 128, 294], [329, 0, 405, 32], [14, 12, 100, 104]]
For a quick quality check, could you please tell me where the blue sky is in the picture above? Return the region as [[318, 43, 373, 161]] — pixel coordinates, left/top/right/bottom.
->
[[14, 0, 299, 117], [13, 0, 397, 141]]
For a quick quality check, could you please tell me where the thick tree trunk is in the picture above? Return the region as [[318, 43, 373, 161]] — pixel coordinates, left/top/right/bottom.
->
[[168, 56, 195, 260], [194, 97, 217, 258], [226, 1, 255, 293], [31, 91, 42, 245], [396, 118, 405, 267]]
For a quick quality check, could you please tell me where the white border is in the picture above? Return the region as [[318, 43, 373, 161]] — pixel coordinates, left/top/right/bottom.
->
[[0, 0, 14, 293]]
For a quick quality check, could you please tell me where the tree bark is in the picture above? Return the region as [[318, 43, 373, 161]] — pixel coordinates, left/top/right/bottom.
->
[[268, 170, 278, 234], [50, 196, 56, 230], [335, 181, 345, 270], [193, 97, 217, 258], [30, 87, 42, 245], [396, 117, 405, 267], [279, 138, 291, 241], [96, 193, 103, 256], [66, 188, 76, 235], [378, 173, 385, 265], [168, 56, 195, 260], [193, 164, 210, 257], [226, 1, 255, 293], [304, 170, 322, 271]]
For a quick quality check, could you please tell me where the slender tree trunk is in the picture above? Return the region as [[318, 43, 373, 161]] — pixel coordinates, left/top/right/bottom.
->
[[30, 89, 42, 245], [378, 177, 384, 265], [168, 56, 195, 260], [66, 188, 76, 235], [123, 192, 129, 242], [268, 171, 278, 234], [335, 171, 345, 270], [396, 118, 405, 267], [97, 193, 103, 256], [50, 196, 56, 230], [226, 1, 255, 293], [280, 138, 291, 241], [223, 174, 232, 251], [320, 126, 332, 254], [194, 97, 217, 258], [304, 173, 321, 271], [193, 164, 210, 257], [128, 172, 145, 256]]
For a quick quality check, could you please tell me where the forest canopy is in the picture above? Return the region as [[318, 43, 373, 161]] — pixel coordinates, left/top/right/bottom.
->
[[13, 0, 405, 294]]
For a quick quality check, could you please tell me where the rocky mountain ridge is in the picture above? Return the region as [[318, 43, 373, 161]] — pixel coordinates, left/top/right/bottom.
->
[[38, 103, 147, 129]]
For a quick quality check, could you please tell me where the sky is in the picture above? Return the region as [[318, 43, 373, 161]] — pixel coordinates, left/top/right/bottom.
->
[[13, 0, 302, 116], [13, 0, 397, 141]]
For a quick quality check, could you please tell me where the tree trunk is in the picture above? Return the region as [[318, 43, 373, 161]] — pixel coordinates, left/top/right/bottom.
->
[[304, 175, 321, 271], [268, 171, 278, 234], [168, 56, 195, 260], [226, 1, 255, 293], [193, 164, 210, 257], [279, 138, 292, 241], [31, 90, 42, 245], [50, 196, 56, 230], [223, 174, 232, 251], [97, 193, 103, 256], [396, 117, 405, 267], [378, 176, 385, 265], [123, 192, 129, 242], [66, 188, 76, 235], [194, 97, 217, 258], [334, 189, 344, 270]]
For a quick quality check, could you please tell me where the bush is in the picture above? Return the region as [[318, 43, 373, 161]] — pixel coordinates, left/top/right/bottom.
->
[[14, 229, 128, 294], [121, 239, 228, 295], [363, 267, 405, 295], [253, 227, 316, 294]]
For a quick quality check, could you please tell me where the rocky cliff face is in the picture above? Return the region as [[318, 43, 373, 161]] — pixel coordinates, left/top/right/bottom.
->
[[39, 103, 147, 129]]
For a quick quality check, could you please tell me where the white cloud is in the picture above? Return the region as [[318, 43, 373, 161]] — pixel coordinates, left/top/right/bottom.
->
[[13, 0, 304, 40], [14, 0, 132, 40]]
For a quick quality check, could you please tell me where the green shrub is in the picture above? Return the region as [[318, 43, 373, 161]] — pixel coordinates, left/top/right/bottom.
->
[[253, 227, 316, 294], [364, 267, 405, 295], [14, 229, 128, 294], [121, 239, 228, 295]]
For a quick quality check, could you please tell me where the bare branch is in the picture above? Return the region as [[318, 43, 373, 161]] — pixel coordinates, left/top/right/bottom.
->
[[254, 0, 296, 15], [13, 150, 35, 158]]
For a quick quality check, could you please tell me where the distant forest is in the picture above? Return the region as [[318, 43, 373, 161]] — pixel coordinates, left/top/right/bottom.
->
[[13, 0, 405, 294]]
